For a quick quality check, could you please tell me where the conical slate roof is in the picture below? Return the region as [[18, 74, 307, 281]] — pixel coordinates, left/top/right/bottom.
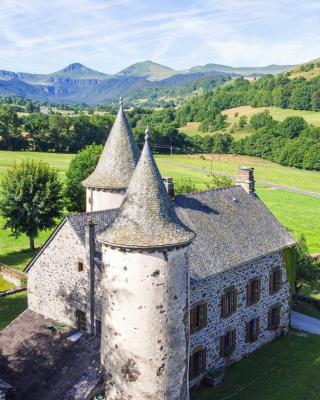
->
[[98, 130, 195, 249], [83, 102, 140, 190]]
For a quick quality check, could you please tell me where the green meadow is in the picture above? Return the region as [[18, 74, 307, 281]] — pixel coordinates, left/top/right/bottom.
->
[[192, 333, 320, 400], [0, 150, 319, 273]]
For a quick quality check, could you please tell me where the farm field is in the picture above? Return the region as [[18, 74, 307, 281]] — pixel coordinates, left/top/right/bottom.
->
[[0, 150, 319, 272], [191, 333, 320, 400]]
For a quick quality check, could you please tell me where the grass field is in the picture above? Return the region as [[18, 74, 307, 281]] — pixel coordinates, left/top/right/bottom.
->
[[191, 332, 320, 400], [0, 291, 27, 330], [179, 106, 320, 140], [0, 276, 14, 292], [0, 150, 319, 272]]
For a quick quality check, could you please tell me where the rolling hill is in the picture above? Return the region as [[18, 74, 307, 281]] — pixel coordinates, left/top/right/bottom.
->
[[287, 58, 320, 80], [0, 60, 293, 105]]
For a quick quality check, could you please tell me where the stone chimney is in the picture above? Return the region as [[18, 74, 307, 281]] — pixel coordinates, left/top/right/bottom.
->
[[85, 220, 95, 336], [236, 166, 255, 194], [163, 177, 175, 200]]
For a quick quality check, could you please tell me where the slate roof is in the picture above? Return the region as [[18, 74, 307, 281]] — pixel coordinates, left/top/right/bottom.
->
[[82, 104, 140, 190], [98, 134, 195, 249], [175, 186, 296, 281], [0, 309, 102, 400]]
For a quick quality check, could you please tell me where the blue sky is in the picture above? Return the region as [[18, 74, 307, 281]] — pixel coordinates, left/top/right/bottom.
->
[[0, 0, 320, 73]]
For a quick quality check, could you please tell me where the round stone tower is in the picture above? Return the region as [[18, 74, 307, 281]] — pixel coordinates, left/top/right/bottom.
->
[[98, 129, 195, 400], [82, 98, 140, 212]]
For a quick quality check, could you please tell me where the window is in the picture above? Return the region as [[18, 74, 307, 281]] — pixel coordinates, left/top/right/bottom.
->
[[246, 317, 260, 342], [247, 278, 261, 306], [220, 329, 236, 357], [189, 347, 206, 380], [221, 286, 237, 318], [95, 320, 101, 338], [77, 260, 84, 272], [269, 268, 282, 294], [268, 305, 281, 330], [190, 302, 207, 334], [76, 309, 87, 331]]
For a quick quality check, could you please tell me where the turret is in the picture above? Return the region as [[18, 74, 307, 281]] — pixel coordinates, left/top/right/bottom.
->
[[82, 98, 140, 211], [98, 128, 195, 400]]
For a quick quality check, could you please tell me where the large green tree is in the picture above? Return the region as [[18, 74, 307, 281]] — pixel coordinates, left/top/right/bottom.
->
[[0, 160, 63, 249], [64, 144, 103, 212]]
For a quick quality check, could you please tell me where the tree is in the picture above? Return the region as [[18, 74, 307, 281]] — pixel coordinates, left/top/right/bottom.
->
[[250, 110, 274, 130], [0, 160, 63, 250], [64, 144, 103, 212], [293, 235, 320, 296]]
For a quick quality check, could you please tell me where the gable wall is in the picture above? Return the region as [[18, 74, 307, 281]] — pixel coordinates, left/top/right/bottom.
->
[[189, 250, 290, 384], [27, 222, 103, 328]]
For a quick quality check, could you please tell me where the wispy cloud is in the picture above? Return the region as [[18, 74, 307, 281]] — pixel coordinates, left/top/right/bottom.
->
[[0, 0, 319, 73]]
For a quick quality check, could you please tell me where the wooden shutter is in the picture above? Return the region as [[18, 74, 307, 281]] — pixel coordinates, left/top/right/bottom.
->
[[220, 335, 225, 356], [201, 303, 208, 328], [200, 348, 207, 373], [189, 353, 194, 380], [276, 270, 282, 291], [221, 294, 226, 318], [231, 329, 237, 351], [233, 288, 238, 313], [190, 308, 196, 334], [245, 321, 251, 342], [257, 278, 262, 302], [269, 271, 274, 294], [256, 317, 260, 338], [275, 306, 281, 327], [247, 282, 252, 306]]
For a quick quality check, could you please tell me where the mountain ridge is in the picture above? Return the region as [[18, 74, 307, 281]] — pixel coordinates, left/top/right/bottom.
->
[[0, 60, 295, 105]]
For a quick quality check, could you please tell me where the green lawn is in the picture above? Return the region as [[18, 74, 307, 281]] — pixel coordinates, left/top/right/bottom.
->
[[256, 188, 320, 252], [191, 333, 320, 400], [157, 154, 320, 193], [0, 291, 27, 330], [0, 276, 14, 291]]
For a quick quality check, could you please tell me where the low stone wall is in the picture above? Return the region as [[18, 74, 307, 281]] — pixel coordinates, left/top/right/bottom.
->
[[0, 264, 27, 287]]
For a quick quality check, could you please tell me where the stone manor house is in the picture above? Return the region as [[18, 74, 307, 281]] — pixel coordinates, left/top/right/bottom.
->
[[0, 102, 295, 400]]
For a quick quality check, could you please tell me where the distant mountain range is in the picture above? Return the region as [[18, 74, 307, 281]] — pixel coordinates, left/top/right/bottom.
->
[[0, 60, 293, 105]]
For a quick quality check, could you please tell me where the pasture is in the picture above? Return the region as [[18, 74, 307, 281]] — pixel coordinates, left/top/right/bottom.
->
[[179, 106, 320, 140], [0, 150, 319, 273]]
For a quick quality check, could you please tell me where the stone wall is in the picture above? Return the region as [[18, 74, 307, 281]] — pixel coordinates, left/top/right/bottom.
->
[[189, 250, 290, 385], [100, 246, 190, 400], [28, 221, 89, 328]]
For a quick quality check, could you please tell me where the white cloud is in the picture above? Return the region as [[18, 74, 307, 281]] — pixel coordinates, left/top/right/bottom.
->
[[0, 0, 319, 73]]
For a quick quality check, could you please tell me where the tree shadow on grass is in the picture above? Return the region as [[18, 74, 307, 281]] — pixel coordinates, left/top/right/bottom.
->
[[0, 249, 37, 271]]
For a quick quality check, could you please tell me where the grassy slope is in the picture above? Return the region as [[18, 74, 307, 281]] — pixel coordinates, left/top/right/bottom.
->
[[0, 276, 14, 291], [192, 333, 320, 400], [180, 106, 320, 140], [0, 291, 27, 330]]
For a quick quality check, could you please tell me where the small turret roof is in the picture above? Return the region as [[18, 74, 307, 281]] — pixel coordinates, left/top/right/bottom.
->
[[98, 129, 195, 249], [82, 100, 140, 190]]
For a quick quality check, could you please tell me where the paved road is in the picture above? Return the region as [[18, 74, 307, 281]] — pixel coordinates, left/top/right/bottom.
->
[[291, 311, 320, 334], [158, 160, 320, 199]]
